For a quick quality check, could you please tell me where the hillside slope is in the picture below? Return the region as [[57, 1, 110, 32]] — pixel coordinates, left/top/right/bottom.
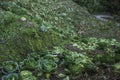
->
[[0, 0, 120, 70], [0, 0, 120, 80]]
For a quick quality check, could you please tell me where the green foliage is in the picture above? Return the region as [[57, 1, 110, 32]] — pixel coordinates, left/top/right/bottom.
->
[[73, 0, 120, 15], [37, 58, 57, 73], [71, 38, 119, 52], [0, 9, 61, 63], [36, 54, 58, 73], [2, 61, 19, 74], [2, 73, 20, 80], [73, 0, 105, 12], [20, 70, 37, 80], [0, 0, 120, 79], [0, 37, 120, 79], [22, 57, 37, 70], [114, 62, 120, 73], [63, 51, 96, 75], [90, 39, 120, 64], [0, 1, 32, 16]]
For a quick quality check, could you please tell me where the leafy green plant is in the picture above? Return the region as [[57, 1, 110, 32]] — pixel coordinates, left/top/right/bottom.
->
[[97, 39, 119, 49], [114, 62, 120, 73], [20, 70, 37, 80], [22, 57, 37, 70], [91, 39, 120, 64], [67, 63, 84, 75], [2, 61, 19, 74], [37, 58, 57, 73], [63, 51, 95, 75], [58, 73, 70, 80], [2, 73, 19, 80], [28, 53, 41, 60], [74, 38, 99, 51], [44, 54, 59, 63]]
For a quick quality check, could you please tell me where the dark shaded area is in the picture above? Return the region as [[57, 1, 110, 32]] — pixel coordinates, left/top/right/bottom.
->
[[73, 0, 120, 15]]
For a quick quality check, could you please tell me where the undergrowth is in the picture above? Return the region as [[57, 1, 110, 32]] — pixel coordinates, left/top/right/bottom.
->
[[0, 0, 120, 80], [73, 0, 120, 14], [0, 38, 120, 80]]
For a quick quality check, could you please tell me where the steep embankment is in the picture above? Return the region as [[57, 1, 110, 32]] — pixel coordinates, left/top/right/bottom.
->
[[0, 0, 120, 65], [0, 0, 120, 79]]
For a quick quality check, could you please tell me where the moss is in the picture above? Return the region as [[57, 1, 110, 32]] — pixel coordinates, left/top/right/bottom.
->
[[0, 21, 61, 63], [0, 5, 61, 64], [11, 27, 60, 54]]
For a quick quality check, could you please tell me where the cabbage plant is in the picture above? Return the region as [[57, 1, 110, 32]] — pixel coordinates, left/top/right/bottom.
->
[[20, 70, 37, 80], [2, 73, 19, 80], [22, 57, 37, 70], [2, 61, 19, 74], [37, 58, 57, 73], [63, 51, 95, 75]]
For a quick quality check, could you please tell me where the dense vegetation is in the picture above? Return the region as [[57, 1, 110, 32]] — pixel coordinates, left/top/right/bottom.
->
[[0, 0, 120, 80], [73, 0, 120, 14]]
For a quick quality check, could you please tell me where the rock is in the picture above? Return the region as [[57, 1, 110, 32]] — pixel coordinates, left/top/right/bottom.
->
[[20, 17, 27, 22], [94, 14, 113, 21]]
